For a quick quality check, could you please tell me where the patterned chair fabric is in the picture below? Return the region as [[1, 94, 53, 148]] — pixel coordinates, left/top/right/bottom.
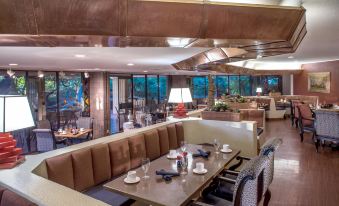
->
[[259, 137, 282, 194], [195, 156, 267, 206], [33, 129, 55, 152], [76, 117, 94, 140], [315, 110, 339, 142], [37, 120, 51, 129]]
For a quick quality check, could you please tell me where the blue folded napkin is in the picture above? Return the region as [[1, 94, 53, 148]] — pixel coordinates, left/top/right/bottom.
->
[[192, 149, 211, 159], [156, 169, 180, 181]]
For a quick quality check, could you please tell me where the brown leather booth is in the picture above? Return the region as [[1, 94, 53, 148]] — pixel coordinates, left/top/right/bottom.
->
[[44, 122, 185, 205], [0, 186, 36, 206]]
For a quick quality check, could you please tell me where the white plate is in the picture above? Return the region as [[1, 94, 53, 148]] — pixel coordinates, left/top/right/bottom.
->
[[124, 177, 140, 184], [193, 168, 208, 175], [220, 149, 232, 153], [167, 155, 177, 159]]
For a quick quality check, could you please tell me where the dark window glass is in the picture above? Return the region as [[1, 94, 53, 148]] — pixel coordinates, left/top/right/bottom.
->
[[267, 76, 280, 93], [192, 76, 208, 99], [0, 71, 26, 95], [147, 75, 158, 105], [215, 76, 228, 97], [229, 76, 240, 95], [159, 76, 168, 103], [45, 73, 57, 114], [240, 76, 251, 96], [133, 75, 146, 110]]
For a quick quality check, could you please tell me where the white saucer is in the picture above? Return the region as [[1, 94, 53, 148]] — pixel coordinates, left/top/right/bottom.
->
[[167, 155, 177, 159], [124, 177, 140, 184], [220, 148, 232, 153], [193, 168, 208, 175]]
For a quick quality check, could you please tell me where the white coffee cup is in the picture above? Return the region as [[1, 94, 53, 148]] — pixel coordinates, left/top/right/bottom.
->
[[58, 129, 63, 133], [169, 150, 177, 157], [127, 171, 137, 181], [80, 128, 85, 132], [223, 144, 230, 151], [62, 131, 67, 135], [196, 162, 205, 172]]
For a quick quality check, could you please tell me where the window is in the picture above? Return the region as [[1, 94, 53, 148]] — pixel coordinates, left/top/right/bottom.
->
[[215, 76, 228, 97], [267, 76, 281, 93], [159, 76, 168, 103], [0, 71, 26, 95], [192, 76, 208, 99], [240, 76, 251, 96], [229, 76, 240, 95], [146, 75, 159, 105], [45, 72, 57, 114], [58, 73, 83, 113]]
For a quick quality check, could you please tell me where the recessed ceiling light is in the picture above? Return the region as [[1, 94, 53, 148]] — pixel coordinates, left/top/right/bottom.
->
[[288, 56, 294, 59], [143, 70, 148, 73], [127, 63, 134, 66], [74, 54, 86, 58], [8, 63, 18, 66]]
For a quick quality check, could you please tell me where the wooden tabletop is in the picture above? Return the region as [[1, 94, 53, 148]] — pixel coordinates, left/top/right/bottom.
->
[[54, 129, 92, 139], [104, 144, 240, 206]]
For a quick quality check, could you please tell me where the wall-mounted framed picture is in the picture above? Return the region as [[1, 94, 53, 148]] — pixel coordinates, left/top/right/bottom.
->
[[308, 72, 330, 93]]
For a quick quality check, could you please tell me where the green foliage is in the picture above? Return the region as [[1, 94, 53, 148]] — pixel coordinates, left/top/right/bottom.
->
[[212, 102, 229, 112]]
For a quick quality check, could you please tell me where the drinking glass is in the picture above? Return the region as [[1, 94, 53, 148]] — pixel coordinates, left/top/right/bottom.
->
[[180, 141, 187, 152], [181, 156, 188, 175], [213, 139, 221, 154], [141, 158, 150, 179]]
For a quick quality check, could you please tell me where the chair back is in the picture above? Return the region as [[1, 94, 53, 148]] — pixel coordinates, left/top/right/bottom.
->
[[33, 129, 56, 152], [259, 138, 282, 194], [76, 117, 93, 129], [37, 120, 51, 129], [315, 110, 339, 139], [297, 104, 313, 127], [233, 156, 267, 206]]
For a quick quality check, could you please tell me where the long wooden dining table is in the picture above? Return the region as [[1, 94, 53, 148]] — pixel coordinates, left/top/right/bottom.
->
[[104, 144, 240, 206]]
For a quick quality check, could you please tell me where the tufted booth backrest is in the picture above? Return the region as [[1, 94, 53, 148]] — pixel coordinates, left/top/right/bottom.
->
[[45, 123, 184, 191]]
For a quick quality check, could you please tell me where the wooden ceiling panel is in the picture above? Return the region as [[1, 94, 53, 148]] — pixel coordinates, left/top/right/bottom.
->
[[126, 1, 203, 37], [205, 4, 304, 40], [0, 0, 36, 34], [32, 0, 120, 35]]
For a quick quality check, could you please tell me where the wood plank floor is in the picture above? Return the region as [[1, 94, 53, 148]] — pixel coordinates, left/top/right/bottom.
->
[[262, 119, 339, 206]]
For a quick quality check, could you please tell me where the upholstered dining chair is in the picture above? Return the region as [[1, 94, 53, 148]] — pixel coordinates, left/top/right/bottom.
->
[[33, 129, 68, 152], [291, 100, 302, 128], [314, 110, 339, 152], [75, 117, 94, 142], [297, 104, 316, 142], [192, 155, 267, 206], [210, 138, 282, 206]]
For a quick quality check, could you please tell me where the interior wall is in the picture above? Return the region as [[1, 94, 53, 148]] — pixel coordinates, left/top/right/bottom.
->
[[170, 75, 189, 88], [282, 74, 291, 95], [294, 60, 339, 104], [90, 72, 107, 138]]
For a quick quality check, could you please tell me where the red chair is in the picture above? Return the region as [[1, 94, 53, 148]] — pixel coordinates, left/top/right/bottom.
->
[[297, 104, 315, 142]]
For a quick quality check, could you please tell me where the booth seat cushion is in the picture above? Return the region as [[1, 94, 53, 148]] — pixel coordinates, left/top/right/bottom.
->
[[0, 189, 36, 206], [84, 185, 133, 206], [108, 139, 131, 177], [128, 134, 146, 169], [91, 144, 112, 184], [71, 148, 95, 191], [144, 130, 161, 161], [167, 124, 178, 149], [46, 153, 75, 189], [158, 127, 170, 156], [175, 122, 185, 147]]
